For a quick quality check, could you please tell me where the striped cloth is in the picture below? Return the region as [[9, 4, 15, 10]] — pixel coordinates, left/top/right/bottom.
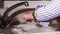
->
[[35, 0, 60, 27]]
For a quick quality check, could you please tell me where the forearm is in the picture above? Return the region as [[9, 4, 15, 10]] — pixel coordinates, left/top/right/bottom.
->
[[34, 0, 60, 22]]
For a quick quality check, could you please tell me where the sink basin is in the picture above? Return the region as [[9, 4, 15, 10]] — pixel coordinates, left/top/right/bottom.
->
[[10, 8, 60, 34], [0, 8, 60, 34]]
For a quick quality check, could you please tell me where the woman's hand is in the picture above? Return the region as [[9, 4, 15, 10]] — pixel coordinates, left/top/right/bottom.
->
[[23, 12, 34, 22]]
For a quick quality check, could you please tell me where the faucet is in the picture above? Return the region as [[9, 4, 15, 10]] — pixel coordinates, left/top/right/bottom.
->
[[0, 2, 29, 28]]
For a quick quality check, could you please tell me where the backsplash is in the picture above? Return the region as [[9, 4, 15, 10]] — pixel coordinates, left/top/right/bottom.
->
[[4, 1, 51, 8], [0, 1, 51, 16]]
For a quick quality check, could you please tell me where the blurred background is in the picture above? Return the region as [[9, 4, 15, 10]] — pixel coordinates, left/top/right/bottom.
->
[[0, 0, 60, 34]]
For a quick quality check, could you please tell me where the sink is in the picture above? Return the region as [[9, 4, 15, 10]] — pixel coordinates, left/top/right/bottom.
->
[[0, 8, 60, 34], [9, 8, 60, 34]]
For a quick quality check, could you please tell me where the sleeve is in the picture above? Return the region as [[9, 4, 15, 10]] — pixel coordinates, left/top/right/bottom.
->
[[35, 0, 60, 22]]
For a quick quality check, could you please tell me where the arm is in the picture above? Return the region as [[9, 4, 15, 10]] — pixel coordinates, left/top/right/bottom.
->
[[23, 0, 60, 22], [35, 0, 60, 22]]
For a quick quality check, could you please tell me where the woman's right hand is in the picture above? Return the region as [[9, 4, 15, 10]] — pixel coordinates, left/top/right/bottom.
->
[[23, 12, 34, 22]]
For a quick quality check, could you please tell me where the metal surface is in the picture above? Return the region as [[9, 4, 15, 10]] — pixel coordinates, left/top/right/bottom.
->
[[0, 8, 60, 34]]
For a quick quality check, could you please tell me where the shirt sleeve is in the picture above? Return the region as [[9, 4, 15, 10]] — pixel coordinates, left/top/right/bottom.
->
[[35, 0, 60, 22]]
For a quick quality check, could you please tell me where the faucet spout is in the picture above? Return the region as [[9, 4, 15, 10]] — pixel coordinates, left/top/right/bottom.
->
[[1, 2, 29, 28], [24, 2, 29, 7]]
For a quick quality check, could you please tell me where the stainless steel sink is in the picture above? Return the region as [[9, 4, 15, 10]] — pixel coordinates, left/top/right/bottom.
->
[[0, 1, 60, 34], [0, 8, 60, 34]]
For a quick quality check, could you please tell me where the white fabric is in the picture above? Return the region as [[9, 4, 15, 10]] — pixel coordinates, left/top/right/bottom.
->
[[37, 22, 50, 27], [35, 0, 60, 26]]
